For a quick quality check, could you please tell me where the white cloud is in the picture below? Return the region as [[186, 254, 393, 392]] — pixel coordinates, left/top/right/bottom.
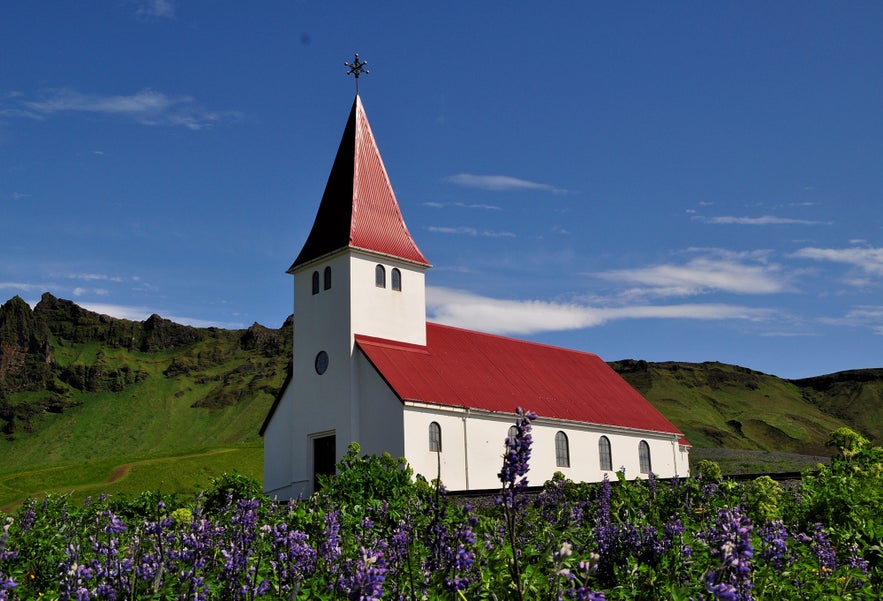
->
[[426, 286, 773, 336], [133, 0, 175, 18], [444, 173, 566, 193], [593, 256, 790, 298], [427, 226, 515, 238], [694, 215, 829, 226], [819, 305, 883, 335], [18, 88, 237, 130], [424, 201, 503, 210], [72, 287, 86, 297], [78, 303, 153, 322], [0, 282, 43, 292], [79, 302, 244, 329], [791, 246, 883, 277], [64, 273, 114, 282]]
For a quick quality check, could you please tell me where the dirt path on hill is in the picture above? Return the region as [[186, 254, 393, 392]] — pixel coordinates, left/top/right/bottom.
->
[[1, 448, 238, 513]]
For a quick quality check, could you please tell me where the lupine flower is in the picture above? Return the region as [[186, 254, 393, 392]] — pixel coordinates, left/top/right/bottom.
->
[[498, 407, 537, 489], [320, 509, 342, 564], [757, 521, 789, 570], [338, 546, 387, 601], [267, 522, 317, 593], [809, 523, 837, 575], [565, 587, 606, 600], [0, 573, 18, 601], [700, 507, 754, 601]]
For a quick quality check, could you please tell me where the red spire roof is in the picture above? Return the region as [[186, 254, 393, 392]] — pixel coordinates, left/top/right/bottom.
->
[[290, 96, 430, 271], [356, 323, 684, 435]]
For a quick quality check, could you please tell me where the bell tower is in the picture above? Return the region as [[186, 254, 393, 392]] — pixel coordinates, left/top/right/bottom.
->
[[264, 93, 430, 497]]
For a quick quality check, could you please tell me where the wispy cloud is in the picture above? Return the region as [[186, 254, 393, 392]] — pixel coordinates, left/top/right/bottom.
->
[[791, 246, 883, 277], [592, 253, 790, 298], [426, 286, 773, 336], [0, 282, 44, 293], [427, 226, 515, 238], [15, 88, 237, 130], [694, 215, 830, 226], [132, 0, 175, 18], [444, 173, 566, 194], [819, 305, 883, 335], [424, 201, 503, 211], [72, 287, 109, 297], [62, 272, 126, 283]]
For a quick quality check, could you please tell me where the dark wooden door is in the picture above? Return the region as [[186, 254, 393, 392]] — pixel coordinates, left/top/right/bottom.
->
[[313, 435, 336, 491]]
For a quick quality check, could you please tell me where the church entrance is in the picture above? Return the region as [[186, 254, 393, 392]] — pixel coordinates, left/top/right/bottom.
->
[[313, 434, 336, 491]]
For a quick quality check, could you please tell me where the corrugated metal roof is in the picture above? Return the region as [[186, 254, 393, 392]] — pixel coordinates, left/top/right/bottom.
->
[[356, 323, 683, 435], [290, 96, 430, 271]]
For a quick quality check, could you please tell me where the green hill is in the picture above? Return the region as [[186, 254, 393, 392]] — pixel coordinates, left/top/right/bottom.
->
[[1, 294, 881, 510], [0, 293, 291, 511]]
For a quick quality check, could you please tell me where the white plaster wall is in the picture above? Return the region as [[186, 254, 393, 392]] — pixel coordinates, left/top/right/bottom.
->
[[262, 384, 295, 498], [402, 407, 689, 491], [355, 350, 405, 458], [350, 251, 427, 346], [268, 253, 358, 498], [403, 408, 469, 489]]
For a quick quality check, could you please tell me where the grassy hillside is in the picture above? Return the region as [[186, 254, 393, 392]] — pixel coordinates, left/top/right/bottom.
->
[[1, 294, 881, 510], [0, 294, 289, 510], [608, 360, 856, 455]]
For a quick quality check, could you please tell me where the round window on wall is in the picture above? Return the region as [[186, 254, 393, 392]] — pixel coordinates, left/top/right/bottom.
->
[[315, 351, 329, 375]]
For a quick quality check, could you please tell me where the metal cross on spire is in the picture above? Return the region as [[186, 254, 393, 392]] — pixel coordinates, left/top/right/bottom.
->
[[344, 52, 369, 94]]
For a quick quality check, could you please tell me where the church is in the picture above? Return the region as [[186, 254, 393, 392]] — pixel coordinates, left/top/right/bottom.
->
[[261, 92, 690, 499]]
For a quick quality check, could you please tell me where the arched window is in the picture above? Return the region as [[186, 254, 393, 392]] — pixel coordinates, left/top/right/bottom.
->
[[555, 431, 570, 468], [638, 440, 652, 474], [599, 436, 612, 471], [429, 422, 442, 452], [391, 268, 402, 291], [507, 425, 518, 442], [311, 271, 320, 295], [375, 264, 386, 288], [323, 266, 332, 290]]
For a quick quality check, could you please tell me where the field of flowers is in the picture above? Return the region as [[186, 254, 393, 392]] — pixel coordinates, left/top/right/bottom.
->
[[1, 409, 880, 600]]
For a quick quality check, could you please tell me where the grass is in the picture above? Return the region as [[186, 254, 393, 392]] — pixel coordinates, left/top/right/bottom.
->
[[0, 443, 263, 513], [611, 361, 849, 454]]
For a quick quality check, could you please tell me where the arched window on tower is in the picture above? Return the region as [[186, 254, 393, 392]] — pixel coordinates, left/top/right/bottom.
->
[[311, 271, 320, 295], [599, 436, 612, 471], [638, 440, 652, 474], [555, 431, 570, 468], [375, 264, 386, 288], [391, 268, 402, 291], [429, 422, 442, 452], [323, 266, 332, 290]]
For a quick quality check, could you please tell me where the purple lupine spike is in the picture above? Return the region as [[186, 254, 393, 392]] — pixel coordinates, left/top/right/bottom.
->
[[757, 521, 789, 570], [700, 507, 754, 601]]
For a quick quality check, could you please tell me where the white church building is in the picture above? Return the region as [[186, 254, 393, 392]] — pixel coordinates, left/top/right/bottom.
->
[[261, 94, 690, 499]]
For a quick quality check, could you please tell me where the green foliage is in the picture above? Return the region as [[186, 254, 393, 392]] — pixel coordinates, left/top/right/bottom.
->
[[200, 471, 264, 515], [827, 426, 870, 459], [316, 442, 432, 514], [745, 475, 783, 522], [797, 438, 883, 577], [695, 458, 722, 481]]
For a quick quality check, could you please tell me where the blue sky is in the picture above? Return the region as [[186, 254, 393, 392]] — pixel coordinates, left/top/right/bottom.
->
[[2, 2, 881, 379]]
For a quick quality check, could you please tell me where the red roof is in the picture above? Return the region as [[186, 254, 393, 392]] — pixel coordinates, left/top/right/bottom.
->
[[356, 323, 683, 435], [290, 96, 430, 271]]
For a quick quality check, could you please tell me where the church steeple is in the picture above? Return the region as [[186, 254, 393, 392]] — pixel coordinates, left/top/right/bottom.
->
[[289, 95, 430, 271]]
